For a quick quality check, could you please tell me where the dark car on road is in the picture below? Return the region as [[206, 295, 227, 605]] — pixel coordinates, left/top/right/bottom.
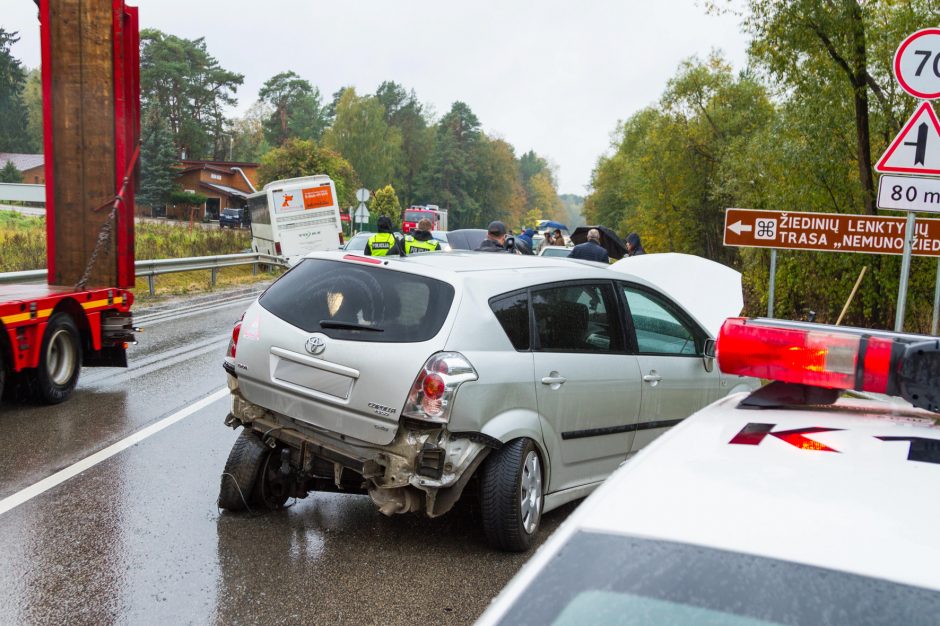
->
[[219, 207, 250, 229]]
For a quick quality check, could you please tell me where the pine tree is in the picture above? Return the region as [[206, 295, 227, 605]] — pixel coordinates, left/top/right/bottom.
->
[[138, 112, 179, 210], [0, 160, 21, 183], [0, 29, 31, 152]]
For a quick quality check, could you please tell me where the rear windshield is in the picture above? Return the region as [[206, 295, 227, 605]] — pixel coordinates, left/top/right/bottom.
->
[[259, 258, 455, 342]]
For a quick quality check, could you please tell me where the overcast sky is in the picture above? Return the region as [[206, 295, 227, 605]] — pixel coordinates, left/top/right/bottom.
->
[[5, 0, 750, 195]]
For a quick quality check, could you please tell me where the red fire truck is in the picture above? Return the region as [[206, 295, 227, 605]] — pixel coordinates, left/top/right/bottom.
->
[[0, 1, 139, 405], [401, 205, 448, 234]]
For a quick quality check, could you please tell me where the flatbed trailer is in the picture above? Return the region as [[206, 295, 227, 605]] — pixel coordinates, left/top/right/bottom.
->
[[0, 285, 135, 404], [0, 0, 140, 407]]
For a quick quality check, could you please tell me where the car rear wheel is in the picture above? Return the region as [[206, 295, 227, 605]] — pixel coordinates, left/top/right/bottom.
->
[[30, 312, 81, 405], [218, 430, 267, 511], [254, 446, 290, 509], [480, 438, 543, 552]]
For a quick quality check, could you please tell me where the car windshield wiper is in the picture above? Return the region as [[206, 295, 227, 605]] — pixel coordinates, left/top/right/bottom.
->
[[319, 320, 384, 332]]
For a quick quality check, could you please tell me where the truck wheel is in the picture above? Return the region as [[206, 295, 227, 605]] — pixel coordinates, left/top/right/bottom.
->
[[218, 429, 267, 511], [31, 312, 81, 405], [480, 438, 543, 552]]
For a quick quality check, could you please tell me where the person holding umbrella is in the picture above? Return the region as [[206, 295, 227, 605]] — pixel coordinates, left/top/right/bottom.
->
[[569, 225, 628, 260], [568, 228, 609, 263]]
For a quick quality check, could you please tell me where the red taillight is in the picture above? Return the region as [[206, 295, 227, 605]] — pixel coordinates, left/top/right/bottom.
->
[[716, 318, 892, 393], [423, 373, 445, 399], [275, 242, 282, 255], [402, 352, 478, 424], [227, 321, 242, 359]]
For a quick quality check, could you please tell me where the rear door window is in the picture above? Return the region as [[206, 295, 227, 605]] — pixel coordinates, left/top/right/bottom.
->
[[260, 258, 454, 342], [531, 283, 623, 353], [490, 291, 530, 350]]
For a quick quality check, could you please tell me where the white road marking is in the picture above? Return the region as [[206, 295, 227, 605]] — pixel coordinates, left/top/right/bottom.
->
[[0, 386, 230, 517]]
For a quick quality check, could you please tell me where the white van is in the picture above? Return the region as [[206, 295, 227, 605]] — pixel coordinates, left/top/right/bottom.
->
[[248, 175, 344, 264]]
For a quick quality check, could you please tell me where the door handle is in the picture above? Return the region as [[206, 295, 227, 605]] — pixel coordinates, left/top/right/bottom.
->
[[541, 375, 567, 385], [643, 372, 662, 384]]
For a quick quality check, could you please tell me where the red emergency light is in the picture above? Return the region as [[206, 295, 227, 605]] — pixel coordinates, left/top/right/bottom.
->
[[716, 318, 940, 413]]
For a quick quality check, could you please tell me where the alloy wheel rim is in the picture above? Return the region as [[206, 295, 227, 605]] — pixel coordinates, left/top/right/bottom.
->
[[520, 451, 542, 535], [46, 329, 76, 386]]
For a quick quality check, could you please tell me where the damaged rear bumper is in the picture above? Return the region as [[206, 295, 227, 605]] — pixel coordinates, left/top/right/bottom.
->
[[226, 386, 497, 517]]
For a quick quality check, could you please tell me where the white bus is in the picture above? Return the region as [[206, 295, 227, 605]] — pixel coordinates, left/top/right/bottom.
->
[[248, 175, 344, 264]]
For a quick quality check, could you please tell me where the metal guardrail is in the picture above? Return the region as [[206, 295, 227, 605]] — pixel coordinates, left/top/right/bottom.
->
[[0, 252, 288, 295], [0, 182, 45, 203]]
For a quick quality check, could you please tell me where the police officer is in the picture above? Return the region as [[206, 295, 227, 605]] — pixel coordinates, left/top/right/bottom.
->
[[404, 218, 442, 254], [365, 216, 404, 256]]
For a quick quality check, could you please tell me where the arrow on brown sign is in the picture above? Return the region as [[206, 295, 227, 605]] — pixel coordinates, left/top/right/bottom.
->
[[723, 208, 940, 257]]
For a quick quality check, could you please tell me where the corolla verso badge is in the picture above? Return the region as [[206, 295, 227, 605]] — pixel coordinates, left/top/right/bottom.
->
[[305, 334, 327, 355]]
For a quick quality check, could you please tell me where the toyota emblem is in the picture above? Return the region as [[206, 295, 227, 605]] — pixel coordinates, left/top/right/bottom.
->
[[305, 335, 327, 355]]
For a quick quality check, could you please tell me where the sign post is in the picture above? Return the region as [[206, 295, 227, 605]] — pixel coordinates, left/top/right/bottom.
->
[[895, 212, 917, 331], [933, 257, 940, 335], [768, 249, 777, 318], [872, 28, 940, 331]]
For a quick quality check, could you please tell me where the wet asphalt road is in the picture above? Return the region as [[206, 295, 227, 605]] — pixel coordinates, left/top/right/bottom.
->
[[0, 286, 575, 625]]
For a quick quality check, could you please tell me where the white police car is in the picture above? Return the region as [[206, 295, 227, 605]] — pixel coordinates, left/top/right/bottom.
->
[[478, 317, 940, 625]]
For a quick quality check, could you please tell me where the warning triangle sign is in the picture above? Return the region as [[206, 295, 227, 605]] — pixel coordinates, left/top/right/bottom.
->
[[876, 101, 940, 175]]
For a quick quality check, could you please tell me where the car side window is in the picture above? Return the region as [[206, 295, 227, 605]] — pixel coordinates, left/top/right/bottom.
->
[[490, 291, 530, 351], [623, 286, 700, 355], [532, 283, 623, 353]]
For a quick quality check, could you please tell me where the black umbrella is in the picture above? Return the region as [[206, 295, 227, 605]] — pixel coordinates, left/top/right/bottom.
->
[[445, 229, 488, 250], [570, 225, 628, 260]]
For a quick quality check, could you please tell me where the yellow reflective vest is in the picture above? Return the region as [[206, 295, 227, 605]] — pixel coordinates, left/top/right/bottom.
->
[[404, 235, 441, 254], [365, 232, 399, 256]]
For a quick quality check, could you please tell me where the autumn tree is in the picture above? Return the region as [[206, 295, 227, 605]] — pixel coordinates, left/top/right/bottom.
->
[[258, 138, 359, 207], [375, 81, 434, 205], [370, 184, 401, 222], [21, 67, 42, 152], [323, 88, 402, 191]]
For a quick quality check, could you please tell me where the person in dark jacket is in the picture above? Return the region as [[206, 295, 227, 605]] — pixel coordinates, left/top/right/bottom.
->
[[477, 220, 512, 252], [568, 228, 609, 263], [365, 216, 404, 256], [625, 232, 646, 256]]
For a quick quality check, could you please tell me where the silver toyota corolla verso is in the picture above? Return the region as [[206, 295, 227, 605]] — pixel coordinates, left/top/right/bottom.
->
[[218, 250, 757, 551]]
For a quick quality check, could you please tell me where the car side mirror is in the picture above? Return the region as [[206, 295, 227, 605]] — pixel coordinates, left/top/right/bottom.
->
[[703, 338, 716, 372]]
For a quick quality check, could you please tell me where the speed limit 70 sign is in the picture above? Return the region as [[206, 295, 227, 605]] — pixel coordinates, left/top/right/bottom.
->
[[895, 28, 940, 99]]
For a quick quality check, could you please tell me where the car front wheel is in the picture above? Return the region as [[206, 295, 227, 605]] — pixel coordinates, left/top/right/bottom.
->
[[480, 437, 543, 552]]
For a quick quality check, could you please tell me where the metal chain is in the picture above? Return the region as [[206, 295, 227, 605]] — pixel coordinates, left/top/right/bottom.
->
[[71, 143, 141, 291], [73, 200, 119, 291]]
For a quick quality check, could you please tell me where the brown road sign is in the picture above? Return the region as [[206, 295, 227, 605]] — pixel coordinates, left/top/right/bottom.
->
[[724, 208, 940, 257]]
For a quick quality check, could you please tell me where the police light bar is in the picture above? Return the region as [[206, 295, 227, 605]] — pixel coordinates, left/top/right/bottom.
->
[[716, 318, 940, 413]]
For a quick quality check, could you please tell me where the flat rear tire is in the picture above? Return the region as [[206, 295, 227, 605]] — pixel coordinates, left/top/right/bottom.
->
[[218, 430, 268, 511]]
